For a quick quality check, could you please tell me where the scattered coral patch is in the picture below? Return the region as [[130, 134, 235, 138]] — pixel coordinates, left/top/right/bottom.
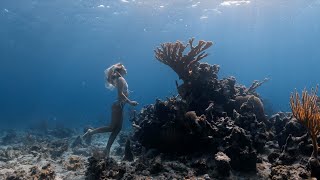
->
[[5, 163, 55, 180], [64, 156, 83, 171]]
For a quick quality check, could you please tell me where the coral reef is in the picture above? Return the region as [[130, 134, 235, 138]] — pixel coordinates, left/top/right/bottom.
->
[[2, 38, 318, 179]]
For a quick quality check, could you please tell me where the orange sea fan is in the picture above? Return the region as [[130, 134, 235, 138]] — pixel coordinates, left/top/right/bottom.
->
[[290, 85, 320, 159]]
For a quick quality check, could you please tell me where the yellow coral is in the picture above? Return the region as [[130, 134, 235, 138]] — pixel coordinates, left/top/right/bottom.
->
[[290, 86, 320, 158]]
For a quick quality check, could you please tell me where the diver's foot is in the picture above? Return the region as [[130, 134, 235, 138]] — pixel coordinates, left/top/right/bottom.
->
[[82, 128, 93, 140]]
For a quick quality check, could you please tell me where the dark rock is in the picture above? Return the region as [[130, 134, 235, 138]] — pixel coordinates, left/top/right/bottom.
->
[[277, 134, 311, 165], [191, 158, 208, 175], [167, 162, 188, 174], [29, 145, 42, 152], [150, 156, 164, 175], [224, 126, 252, 148], [268, 150, 280, 163], [233, 109, 268, 152], [118, 132, 129, 146], [85, 157, 126, 180], [276, 118, 306, 149], [48, 140, 68, 159], [214, 152, 231, 176], [133, 160, 148, 172], [225, 145, 257, 172], [309, 157, 320, 179], [221, 127, 257, 171], [123, 139, 134, 161], [297, 133, 313, 156], [271, 112, 291, 135]]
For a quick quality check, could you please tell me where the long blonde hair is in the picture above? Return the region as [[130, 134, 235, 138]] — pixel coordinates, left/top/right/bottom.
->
[[104, 63, 126, 89]]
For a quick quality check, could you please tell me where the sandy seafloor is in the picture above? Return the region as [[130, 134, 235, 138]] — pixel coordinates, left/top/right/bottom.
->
[[0, 129, 122, 180], [0, 129, 268, 180]]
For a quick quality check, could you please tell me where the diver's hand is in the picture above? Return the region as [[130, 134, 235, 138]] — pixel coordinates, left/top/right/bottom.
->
[[130, 101, 138, 106]]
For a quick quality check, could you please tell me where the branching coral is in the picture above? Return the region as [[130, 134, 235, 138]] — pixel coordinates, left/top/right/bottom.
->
[[246, 78, 270, 95], [290, 86, 320, 160], [154, 38, 213, 81]]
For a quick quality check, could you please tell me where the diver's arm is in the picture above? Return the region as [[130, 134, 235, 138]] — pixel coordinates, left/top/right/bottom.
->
[[117, 77, 138, 106], [120, 92, 138, 106]]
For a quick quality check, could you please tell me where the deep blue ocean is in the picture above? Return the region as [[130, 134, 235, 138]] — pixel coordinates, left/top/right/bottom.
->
[[1, 0, 320, 129]]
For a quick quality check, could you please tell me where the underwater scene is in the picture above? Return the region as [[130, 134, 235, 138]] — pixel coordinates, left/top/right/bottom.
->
[[1, 0, 320, 179]]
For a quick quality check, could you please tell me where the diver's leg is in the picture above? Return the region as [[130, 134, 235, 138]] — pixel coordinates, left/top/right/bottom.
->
[[105, 103, 124, 157], [83, 102, 120, 139], [82, 126, 113, 139], [89, 126, 113, 134], [105, 127, 121, 157]]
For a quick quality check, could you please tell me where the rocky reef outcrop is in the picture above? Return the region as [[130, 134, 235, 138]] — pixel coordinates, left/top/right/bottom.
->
[[86, 38, 290, 179], [130, 38, 269, 171]]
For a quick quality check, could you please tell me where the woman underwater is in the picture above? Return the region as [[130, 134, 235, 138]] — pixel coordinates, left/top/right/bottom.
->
[[83, 63, 138, 157]]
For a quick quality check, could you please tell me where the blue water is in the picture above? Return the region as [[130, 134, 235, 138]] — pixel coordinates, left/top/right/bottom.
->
[[1, 0, 320, 129]]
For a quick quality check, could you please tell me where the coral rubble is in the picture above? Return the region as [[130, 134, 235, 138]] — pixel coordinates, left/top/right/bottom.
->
[[64, 156, 84, 171], [5, 163, 55, 180]]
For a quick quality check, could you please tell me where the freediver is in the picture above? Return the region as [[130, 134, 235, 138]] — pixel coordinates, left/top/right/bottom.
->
[[83, 63, 138, 157]]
